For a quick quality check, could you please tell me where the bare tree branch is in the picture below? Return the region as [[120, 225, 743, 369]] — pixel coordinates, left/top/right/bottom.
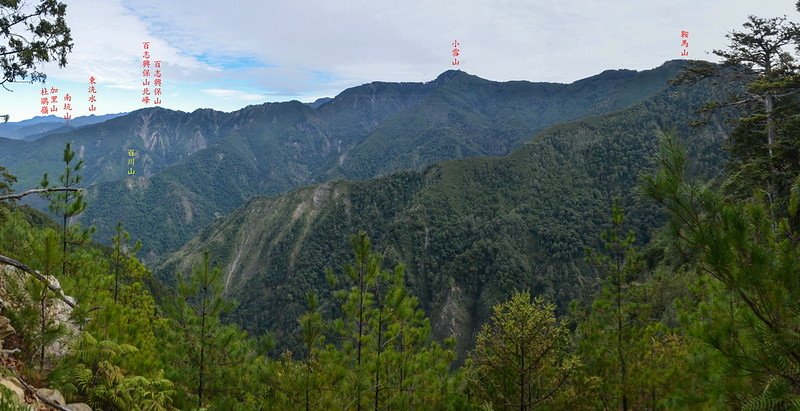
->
[[0, 253, 76, 308], [0, 187, 81, 201]]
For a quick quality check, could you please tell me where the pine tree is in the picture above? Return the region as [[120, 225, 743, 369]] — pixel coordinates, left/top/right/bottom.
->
[[583, 200, 643, 411], [378, 263, 457, 409], [0, 165, 16, 197], [699, 12, 800, 219], [110, 222, 140, 304], [575, 210, 687, 409], [322, 232, 460, 409], [330, 231, 380, 410], [465, 291, 578, 410], [184, 251, 224, 408], [0, 0, 73, 87], [713, 15, 800, 160], [41, 142, 87, 278], [32, 229, 61, 370], [169, 250, 233, 408], [643, 133, 800, 407], [299, 292, 324, 411]]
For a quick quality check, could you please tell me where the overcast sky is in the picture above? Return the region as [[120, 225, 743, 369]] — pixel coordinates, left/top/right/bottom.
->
[[0, 0, 796, 121]]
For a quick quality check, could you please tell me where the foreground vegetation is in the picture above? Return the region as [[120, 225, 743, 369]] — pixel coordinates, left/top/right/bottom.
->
[[2, 128, 799, 410]]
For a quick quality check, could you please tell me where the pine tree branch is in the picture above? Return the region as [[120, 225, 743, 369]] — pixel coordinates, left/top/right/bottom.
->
[[0, 254, 76, 308], [0, 187, 81, 201]]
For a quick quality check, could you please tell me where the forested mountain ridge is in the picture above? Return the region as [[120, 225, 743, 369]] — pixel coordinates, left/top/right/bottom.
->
[[322, 63, 689, 180], [158, 65, 737, 356], [0, 113, 125, 141], [45, 60, 692, 260], [0, 108, 236, 189]]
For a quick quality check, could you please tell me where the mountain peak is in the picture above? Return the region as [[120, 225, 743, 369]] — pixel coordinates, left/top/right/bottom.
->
[[432, 69, 474, 83]]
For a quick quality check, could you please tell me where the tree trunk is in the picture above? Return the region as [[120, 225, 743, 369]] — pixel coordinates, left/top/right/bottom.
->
[[61, 212, 67, 278], [40, 291, 46, 369], [199, 313, 205, 409], [113, 245, 120, 303], [62, 168, 69, 279], [520, 342, 526, 411], [305, 359, 311, 411], [199, 283, 207, 409], [305, 316, 312, 411], [618, 270, 628, 411], [765, 94, 776, 159], [399, 333, 406, 407], [357, 263, 365, 411], [374, 309, 382, 411]]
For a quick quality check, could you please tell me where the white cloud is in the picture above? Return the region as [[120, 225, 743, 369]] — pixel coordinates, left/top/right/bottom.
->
[[0, 0, 797, 121], [116, 0, 799, 88], [41, 0, 215, 87], [202, 89, 266, 101]]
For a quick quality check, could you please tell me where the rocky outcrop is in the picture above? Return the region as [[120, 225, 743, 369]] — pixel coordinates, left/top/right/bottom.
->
[[0, 315, 14, 345], [0, 377, 25, 405], [0, 264, 78, 363], [36, 388, 65, 406], [0, 261, 90, 410], [0, 360, 93, 411]]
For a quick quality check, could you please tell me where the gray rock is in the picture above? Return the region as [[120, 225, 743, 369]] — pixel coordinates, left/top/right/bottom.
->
[[0, 378, 25, 404], [67, 403, 93, 411], [36, 387, 65, 405], [0, 316, 15, 342]]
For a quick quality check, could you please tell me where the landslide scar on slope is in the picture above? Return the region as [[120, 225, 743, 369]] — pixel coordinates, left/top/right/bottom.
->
[[288, 183, 332, 272]]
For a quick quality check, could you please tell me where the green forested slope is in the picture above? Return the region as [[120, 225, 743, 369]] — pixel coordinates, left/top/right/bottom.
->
[[0, 108, 241, 190], [81, 62, 692, 259], [326, 62, 688, 179], [159, 70, 734, 356]]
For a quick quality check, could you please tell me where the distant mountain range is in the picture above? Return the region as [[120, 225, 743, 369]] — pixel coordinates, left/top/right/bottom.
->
[[156, 63, 735, 355], [0, 61, 701, 263], [0, 113, 125, 141], [0, 59, 742, 356]]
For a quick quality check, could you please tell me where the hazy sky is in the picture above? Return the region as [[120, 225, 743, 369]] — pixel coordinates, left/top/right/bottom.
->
[[0, 0, 796, 121]]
